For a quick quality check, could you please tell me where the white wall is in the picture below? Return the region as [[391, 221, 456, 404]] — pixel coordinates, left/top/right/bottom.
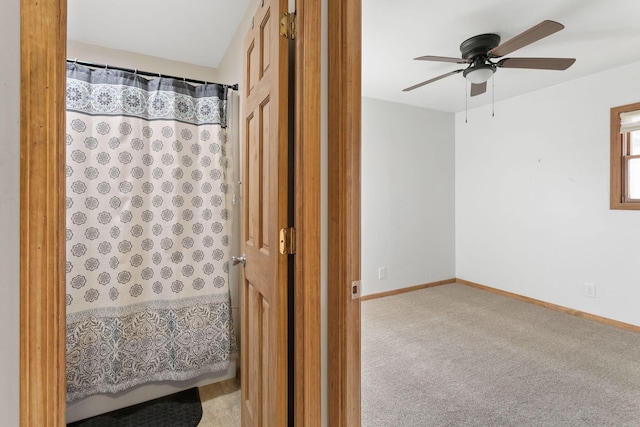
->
[[67, 40, 220, 82], [361, 97, 456, 296], [0, 0, 20, 425], [215, 0, 259, 86], [456, 61, 640, 326]]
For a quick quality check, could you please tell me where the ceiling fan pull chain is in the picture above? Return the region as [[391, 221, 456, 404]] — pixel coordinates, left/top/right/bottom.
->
[[465, 80, 468, 123], [492, 75, 495, 117]]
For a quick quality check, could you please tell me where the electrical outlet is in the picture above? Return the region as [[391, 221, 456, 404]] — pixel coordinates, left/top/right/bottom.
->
[[378, 267, 387, 280], [584, 283, 596, 298]]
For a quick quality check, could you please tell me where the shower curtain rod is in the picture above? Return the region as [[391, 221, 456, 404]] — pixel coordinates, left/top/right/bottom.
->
[[66, 58, 239, 91]]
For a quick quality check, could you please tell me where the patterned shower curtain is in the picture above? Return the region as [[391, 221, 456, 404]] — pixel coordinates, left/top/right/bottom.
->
[[65, 63, 236, 401]]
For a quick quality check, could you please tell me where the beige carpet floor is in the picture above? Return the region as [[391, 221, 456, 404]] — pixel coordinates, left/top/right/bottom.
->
[[362, 283, 640, 426], [198, 377, 241, 426]]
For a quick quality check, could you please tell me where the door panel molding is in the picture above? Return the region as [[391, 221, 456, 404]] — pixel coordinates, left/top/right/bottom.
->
[[328, 0, 362, 425]]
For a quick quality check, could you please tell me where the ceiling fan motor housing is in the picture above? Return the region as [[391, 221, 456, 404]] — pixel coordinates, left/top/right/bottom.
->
[[460, 33, 501, 60]]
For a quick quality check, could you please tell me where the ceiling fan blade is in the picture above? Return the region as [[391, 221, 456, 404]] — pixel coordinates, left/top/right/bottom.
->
[[488, 20, 564, 58], [414, 55, 468, 64], [470, 82, 487, 97], [498, 57, 575, 70], [403, 69, 463, 92]]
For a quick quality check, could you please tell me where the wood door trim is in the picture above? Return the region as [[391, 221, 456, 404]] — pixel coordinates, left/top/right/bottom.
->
[[328, 0, 362, 425], [458, 279, 640, 334], [294, 0, 322, 425], [20, 0, 68, 425], [361, 279, 457, 301]]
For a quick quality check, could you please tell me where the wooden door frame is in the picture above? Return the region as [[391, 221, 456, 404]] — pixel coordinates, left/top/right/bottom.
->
[[327, 0, 362, 425], [19, 0, 321, 425], [20, 0, 68, 425], [293, 0, 322, 424]]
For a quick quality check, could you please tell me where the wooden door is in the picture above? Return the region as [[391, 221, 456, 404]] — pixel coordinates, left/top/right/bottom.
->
[[241, 0, 290, 425]]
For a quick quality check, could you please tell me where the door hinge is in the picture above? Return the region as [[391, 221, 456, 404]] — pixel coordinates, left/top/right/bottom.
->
[[279, 227, 296, 255], [279, 12, 296, 40]]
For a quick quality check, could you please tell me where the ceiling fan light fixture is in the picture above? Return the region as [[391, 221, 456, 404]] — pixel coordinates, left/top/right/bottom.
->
[[463, 66, 495, 84]]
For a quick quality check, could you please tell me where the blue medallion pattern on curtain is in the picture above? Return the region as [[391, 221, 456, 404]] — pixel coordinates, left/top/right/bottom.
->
[[65, 64, 236, 402]]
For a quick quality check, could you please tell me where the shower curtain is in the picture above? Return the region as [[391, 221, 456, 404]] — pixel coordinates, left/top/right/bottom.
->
[[65, 63, 236, 402]]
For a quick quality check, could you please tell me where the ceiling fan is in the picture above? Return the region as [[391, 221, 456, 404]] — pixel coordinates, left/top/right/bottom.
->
[[403, 20, 576, 96]]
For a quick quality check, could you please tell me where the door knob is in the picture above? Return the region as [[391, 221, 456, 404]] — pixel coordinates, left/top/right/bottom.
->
[[232, 254, 246, 267]]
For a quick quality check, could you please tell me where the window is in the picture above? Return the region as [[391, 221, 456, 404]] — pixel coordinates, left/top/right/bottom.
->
[[610, 102, 640, 210]]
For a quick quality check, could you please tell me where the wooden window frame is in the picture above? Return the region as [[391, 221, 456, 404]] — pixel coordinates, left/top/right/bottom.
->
[[622, 132, 640, 202], [610, 102, 640, 210]]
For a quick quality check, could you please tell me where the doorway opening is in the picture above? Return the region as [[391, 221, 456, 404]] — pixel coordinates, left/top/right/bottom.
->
[[20, 0, 321, 425]]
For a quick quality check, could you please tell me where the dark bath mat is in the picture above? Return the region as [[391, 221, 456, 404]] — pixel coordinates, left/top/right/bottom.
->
[[67, 387, 203, 427]]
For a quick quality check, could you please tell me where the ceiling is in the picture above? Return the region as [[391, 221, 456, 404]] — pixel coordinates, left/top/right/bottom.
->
[[67, 0, 251, 69], [363, 0, 640, 112], [68, 0, 640, 114]]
